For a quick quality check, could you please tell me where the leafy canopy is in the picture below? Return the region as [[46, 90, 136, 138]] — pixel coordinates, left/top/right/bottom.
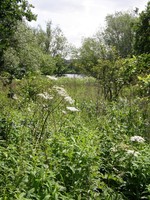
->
[[104, 11, 137, 58], [134, 1, 150, 54], [0, 0, 36, 50]]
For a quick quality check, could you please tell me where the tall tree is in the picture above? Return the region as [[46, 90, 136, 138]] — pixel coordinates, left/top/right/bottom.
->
[[103, 11, 136, 58], [45, 21, 52, 53], [134, 1, 150, 54], [50, 25, 68, 58], [0, 0, 36, 70], [76, 37, 106, 75], [33, 21, 70, 76], [3, 22, 55, 77], [45, 22, 69, 75]]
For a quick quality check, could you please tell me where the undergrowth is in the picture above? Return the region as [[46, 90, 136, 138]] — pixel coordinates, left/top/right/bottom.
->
[[0, 75, 149, 199]]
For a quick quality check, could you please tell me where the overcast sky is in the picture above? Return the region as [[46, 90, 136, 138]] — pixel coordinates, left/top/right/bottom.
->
[[28, 0, 148, 47]]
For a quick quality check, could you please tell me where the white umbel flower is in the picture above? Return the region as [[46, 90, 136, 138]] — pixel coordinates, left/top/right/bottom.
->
[[130, 136, 145, 143], [53, 86, 67, 97], [64, 96, 75, 104], [53, 86, 75, 104], [126, 150, 140, 157], [37, 92, 53, 100], [12, 94, 18, 100], [66, 106, 79, 112]]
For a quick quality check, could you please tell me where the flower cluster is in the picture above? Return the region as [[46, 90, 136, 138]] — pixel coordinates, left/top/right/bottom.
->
[[53, 86, 75, 104], [37, 92, 53, 100], [64, 96, 75, 104], [66, 106, 79, 112], [126, 149, 140, 157], [12, 94, 18, 100], [130, 136, 145, 143], [37, 86, 80, 113], [53, 86, 67, 96]]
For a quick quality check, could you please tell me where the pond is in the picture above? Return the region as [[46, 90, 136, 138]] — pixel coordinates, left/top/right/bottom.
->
[[64, 74, 85, 78]]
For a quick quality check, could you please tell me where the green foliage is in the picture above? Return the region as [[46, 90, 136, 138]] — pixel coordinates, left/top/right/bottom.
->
[[0, 0, 36, 68], [0, 75, 99, 199], [3, 47, 20, 75], [123, 54, 150, 97], [134, 1, 150, 54], [0, 0, 36, 45], [76, 10, 137, 79], [95, 99, 150, 199], [2, 22, 56, 78], [138, 74, 150, 97], [103, 11, 136, 57], [40, 54, 56, 75], [76, 37, 106, 75], [33, 21, 69, 76], [84, 53, 150, 101], [53, 56, 68, 76], [0, 75, 149, 199], [93, 57, 126, 100]]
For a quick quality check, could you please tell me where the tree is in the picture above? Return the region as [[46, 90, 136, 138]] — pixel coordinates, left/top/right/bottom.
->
[[3, 22, 55, 77], [33, 21, 69, 75], [44, 21, 52, 53], [49, 25, 68, 58], [76, 37, 106, 75], [103, 11, 136, 58], [134, 1, 150, 54], [0, 0, 36, 70], [33, 25, 48, 53]]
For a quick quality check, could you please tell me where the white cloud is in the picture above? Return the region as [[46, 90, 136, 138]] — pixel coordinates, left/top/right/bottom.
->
[[28, 0, 148, 47], [31, 0, 84, 13]]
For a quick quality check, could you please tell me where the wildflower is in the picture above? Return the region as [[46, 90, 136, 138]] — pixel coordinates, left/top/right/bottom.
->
[[64, 96, 75, 104], [37, 92, 53, 100], [46, 75, 58, 80], [53, 86, 75, 104], [66, 106, 79, 112], [130, 136, 145, 143], [126, 149, 140, 157], [53, 86, 67, 97], [12, 94, 18, 100]]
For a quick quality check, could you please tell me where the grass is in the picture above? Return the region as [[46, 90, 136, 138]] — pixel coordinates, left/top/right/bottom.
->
[[0, 74, 150, 199]]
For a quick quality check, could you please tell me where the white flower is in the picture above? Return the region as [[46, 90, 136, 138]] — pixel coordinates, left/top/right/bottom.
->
[[53, 86, 67, 97], [37, 92, 53, 100], [64, 96, 75, 104], [126, 150, 140, 157], [53, 86, 75, 104], [130, 136, 145, 143], [12, 94, 18, 100], [66, 106, 79, 112], [46, 75, 58, 80]]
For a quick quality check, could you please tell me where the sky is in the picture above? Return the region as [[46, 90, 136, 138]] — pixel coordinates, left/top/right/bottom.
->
[[28, 0, 148, 47]]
